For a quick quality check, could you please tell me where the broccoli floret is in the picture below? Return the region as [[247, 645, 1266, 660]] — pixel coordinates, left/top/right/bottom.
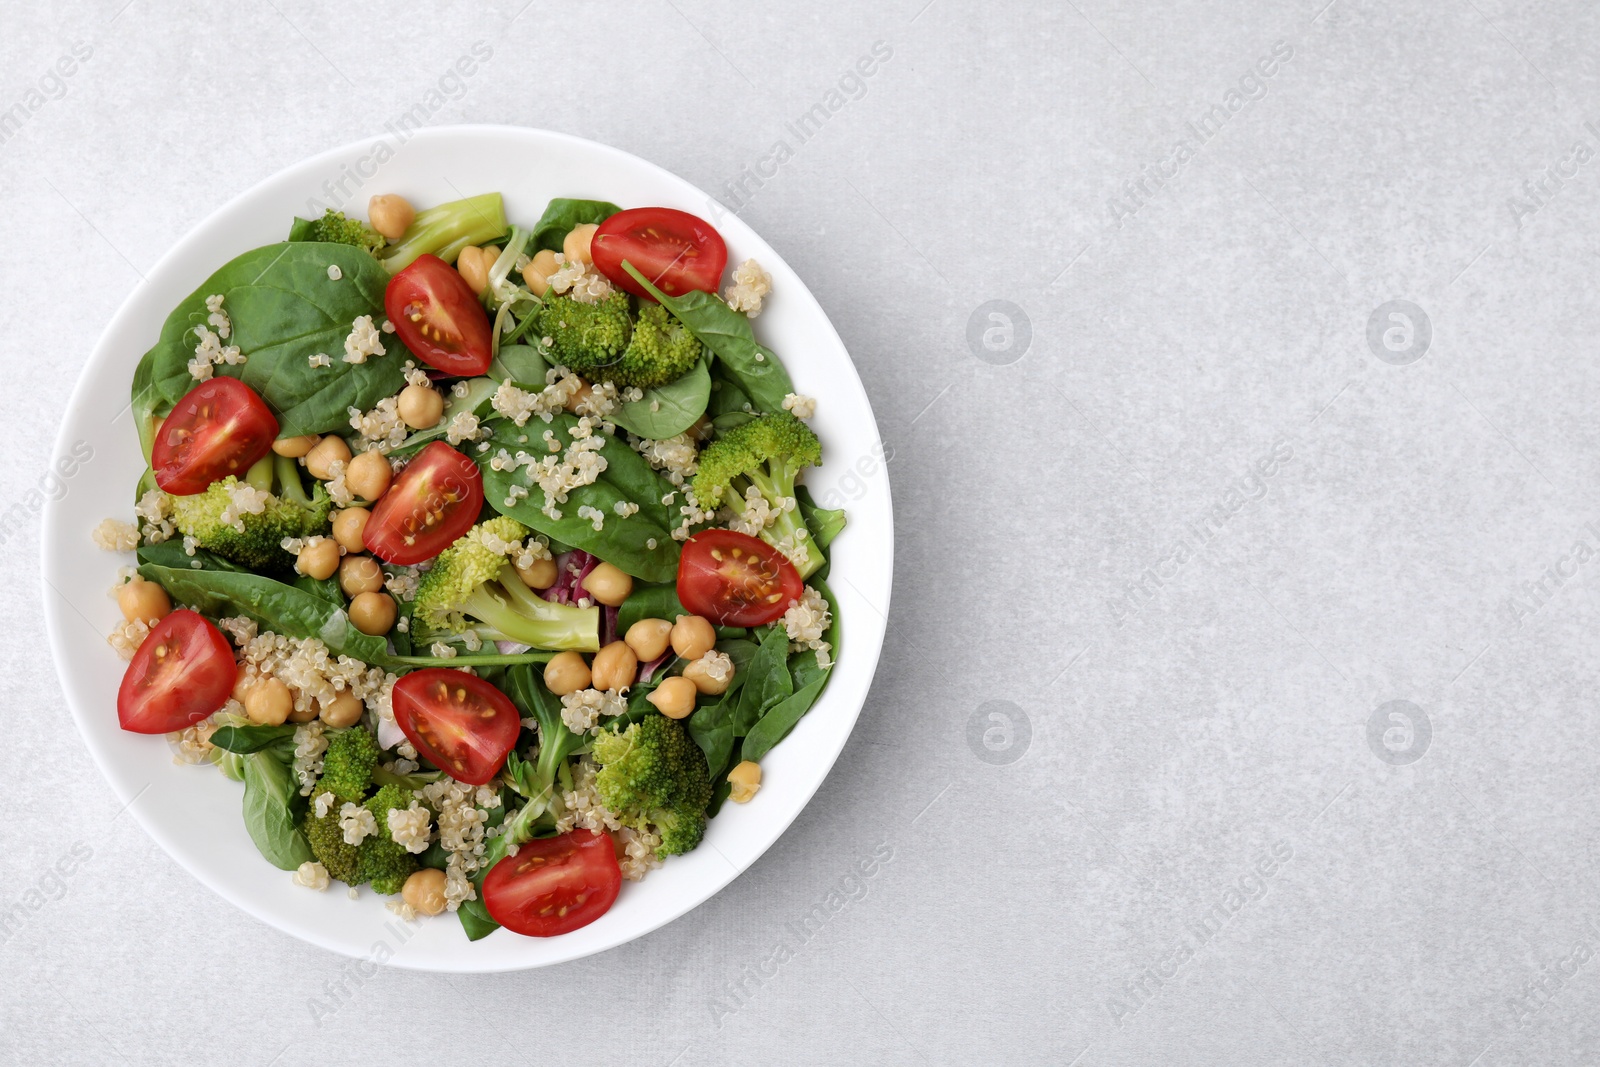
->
[[612, 303, 703, 389], [592, 714, 712, 857], [377, 192, 508, 274], [691, 412, 827, 578], [303, 808, 362, 885], [533, 293, 633, 378], [168, 454, 331, 572], [358, 784, 420, 894], [301, 209, 385, 255], [319, 726, 379, 803], [412, 517, 600, 652]]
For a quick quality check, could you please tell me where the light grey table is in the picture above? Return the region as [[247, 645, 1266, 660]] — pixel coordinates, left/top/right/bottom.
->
[[3, 1, 1598, 1064]]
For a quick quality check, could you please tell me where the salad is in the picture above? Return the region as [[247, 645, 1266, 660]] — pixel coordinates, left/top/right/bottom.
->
[[93, 191, 844, 940]]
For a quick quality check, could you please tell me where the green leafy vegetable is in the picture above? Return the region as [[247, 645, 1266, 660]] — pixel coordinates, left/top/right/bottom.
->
[[241, 751, 313, 871], [143, 242, 407, 436], [488, 343, 548, 387], [530, 198, 620, 252], [744, 579, 840, 761], [476, 415, 681, 582], [617, 585, 688, 636], [209, 724, 298, 756], [621, 262, 793, 415], [609, 355, 711, 439]]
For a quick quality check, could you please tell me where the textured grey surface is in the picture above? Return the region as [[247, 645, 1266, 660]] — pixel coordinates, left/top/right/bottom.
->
[[2, 0, 1599, 1063]]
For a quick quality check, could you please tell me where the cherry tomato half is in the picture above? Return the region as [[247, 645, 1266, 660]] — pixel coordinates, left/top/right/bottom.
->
[[591, 207, 728, 300], [384, 253, 494, 376], [677, 529, 803, 627], [482, 829, 622, 937], [362, 441, 484, 566], [117, 609, 238, 734], [152, 377, 279, 495], [391, 669, 520, 785]]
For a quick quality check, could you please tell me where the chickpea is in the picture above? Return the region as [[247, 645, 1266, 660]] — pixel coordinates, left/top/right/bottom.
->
[[457, 245, 492, 295], [727, 760, 762, 804], [402, 868, 448, 916], [332, 507, 370, 553], [521, 248, 560, 296], [590, 641, 638, 692], [297, 538, 340, 581], [304, 435, 352, 480], [397, 384, 444, 429], [345, 451, 393, 501], [543, 651, 591, 696], [563, 223, 599, 266], [232, 674, 256, 705], [367, 194, 415, 240], [288, 702, 318, 724], [671, 615, 716, 660], [340, 554, 385, 597], [683, 654, 733, 696], [515, 556, 557, 590], [320, 690, 364, 728], [581, 562, 633, 608], [349, 591, 396, 636], [272, 434, 319, 458], [624, 618, 672, 663], [117, 577, 170, 624], [245, 677, 293, 726], [562, 379, 593, 415], [647, 676, 697, 720]]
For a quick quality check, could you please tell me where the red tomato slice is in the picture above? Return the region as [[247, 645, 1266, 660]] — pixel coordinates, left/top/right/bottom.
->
[[384, 253, 494, 376], [591, 207, 728, 300], [117, 609, 238, 734], [362, 441, 484, 565], [152, 377, 279, 495], [391, 669, 520, 785], [482, 830, 622, 937], [677, 529, 803, 627]]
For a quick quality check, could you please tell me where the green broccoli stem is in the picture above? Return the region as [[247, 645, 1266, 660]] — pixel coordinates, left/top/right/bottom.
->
[[244, 454, 275, 492], [730, 467, 823, 579], [454, 565, 600, 651], [378, 193, 507, 274], [273, 454, 312, 506]]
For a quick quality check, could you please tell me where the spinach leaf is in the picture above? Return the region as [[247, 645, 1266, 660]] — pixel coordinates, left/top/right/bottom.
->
[[139, 563, 392, 662], [609, 356, 711, 440], [622, 263, 793, 415], [293, 573, 345, 607], [732, 624, 794, 734], [795, 485, 846, 550], [210, 724, 298, 755], [530, 198, 621, 252], [144, 242, 408, 436], [476, 415, 681, 583], [488, 344, 548, 387], [745, 578, 840, 760], [137, 540, 249, 573], [685, 628, 790, 772], [687, 695, 737, 781], [617, 585, 688, 635], [457, 896, 500, 941], [130, 348, 162, 465], [241, 751, 313, 871]]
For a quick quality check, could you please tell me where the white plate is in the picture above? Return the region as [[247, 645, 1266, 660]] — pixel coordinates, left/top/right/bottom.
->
[[40, 126, 893, 972]]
